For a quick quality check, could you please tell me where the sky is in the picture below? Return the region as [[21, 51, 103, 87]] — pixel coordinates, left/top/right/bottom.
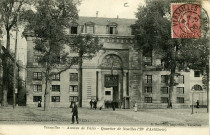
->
[[77, 0, 144, 18]]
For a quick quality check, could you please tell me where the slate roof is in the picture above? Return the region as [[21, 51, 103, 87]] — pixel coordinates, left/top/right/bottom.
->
[[77, 16, 136, 26]]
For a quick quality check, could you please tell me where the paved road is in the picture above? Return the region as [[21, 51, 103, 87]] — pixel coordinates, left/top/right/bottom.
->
[[0, 106, 208, 126]]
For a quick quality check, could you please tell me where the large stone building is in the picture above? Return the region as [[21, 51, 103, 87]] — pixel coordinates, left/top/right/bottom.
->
[[24, 16, 207, 108]]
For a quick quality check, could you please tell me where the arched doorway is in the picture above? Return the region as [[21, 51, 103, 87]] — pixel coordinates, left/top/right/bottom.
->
[[192, 84, 205, 107], [100, 54, 124, 108]]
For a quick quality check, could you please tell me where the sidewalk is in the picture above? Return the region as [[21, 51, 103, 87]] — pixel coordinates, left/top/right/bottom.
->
[[0, 106, 208, 126]]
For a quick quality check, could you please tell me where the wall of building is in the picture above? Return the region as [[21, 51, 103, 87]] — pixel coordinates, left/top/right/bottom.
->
[[25, 17, 206, 109], [189, 70, 207, 107]]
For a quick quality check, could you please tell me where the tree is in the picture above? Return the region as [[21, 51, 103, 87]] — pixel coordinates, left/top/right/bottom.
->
[[69, 34, 103, 107], [0, 0, 29, 106], [135, 0, 209, 107], [181, 38, 209, 112], [0, 48, 20, 105], [23, 0, 79, 110]]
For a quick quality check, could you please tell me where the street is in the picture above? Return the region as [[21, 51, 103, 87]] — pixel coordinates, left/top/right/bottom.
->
[[0, 106, 208, 126]]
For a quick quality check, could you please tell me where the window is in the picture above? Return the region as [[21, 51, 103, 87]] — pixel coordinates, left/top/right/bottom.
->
[[52, 96, 60, 102], [145, 97, 152, 103], [193, 85, 203, 91], [52, 74, 60, 81], [33, 84, 42, 92], [144, 87, 152, 93], [110, 27, 114, 34], [144, 75, 152, 83], [33, 96, 42, 102], [177, 75, 184, 84], [194, 71, 200, 77], [85, 22, 95, 34], [52, 85, 60, 92], [34, 55, 41, 63], [71, 26, 77, 34], [161, 75, 169, 83], [177, 97, 184, 103], [144, 57, 152, 66], [161, 97, 168, 103], [86, 26, 94, 34], [107, 23, 118, 34], [33, 72, 42, 80], [70, 73, 78, 81], [105, 91, 111, 95], [69, 96, 78, 102], [109, 26, 117, 34], [161, 87, 168, 94], [177, 87, 184, 94], [69, 85, 78, 92], [143, 48, 152, 66]]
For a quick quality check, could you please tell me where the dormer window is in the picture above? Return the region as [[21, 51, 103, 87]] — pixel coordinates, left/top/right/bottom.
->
[[71, 26, 77, 34], [107, 22, 118, 34], [143, 48, 152, 66], [70, 22, 78, 34], [109, 27, 115, 34], [85, 22, 95, 34]]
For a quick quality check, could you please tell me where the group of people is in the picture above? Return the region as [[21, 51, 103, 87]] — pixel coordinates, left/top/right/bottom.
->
[[89, 99, 98, 109], [90, 100, 117, 111], [37, 98, 201, 125]]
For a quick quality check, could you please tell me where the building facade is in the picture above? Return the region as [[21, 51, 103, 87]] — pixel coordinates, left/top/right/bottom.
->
[[24, 16, 207, 108]]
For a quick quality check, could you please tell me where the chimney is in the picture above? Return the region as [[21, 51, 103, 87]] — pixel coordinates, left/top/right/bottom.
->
[[96, 11, 99, 17]]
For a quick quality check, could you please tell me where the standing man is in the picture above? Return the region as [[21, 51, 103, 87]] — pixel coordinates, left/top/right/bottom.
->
[[90, 99, 93, 109], [134, 101, 137, 112], [196, 100, 200, 109], [71, 102, 79, 124], [38, 99, 41, 107], [93, 99, 97, 110]]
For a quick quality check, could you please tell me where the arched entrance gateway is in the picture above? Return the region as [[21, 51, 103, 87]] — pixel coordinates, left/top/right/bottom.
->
[[191, 84, 206, 107], [98, 54, 129, 109]]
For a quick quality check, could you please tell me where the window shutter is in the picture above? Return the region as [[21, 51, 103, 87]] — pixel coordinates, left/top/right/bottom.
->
[[81, 25, 84, 33], [115, 27, 118, 34]]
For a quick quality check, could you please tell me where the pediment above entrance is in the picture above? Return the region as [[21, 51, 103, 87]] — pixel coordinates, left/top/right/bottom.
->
[[98, 50, 130, 69], [100, 54, 122, 69]]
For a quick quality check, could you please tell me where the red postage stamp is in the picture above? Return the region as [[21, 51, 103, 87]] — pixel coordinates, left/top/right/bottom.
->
[[171, 3, 201, 38]]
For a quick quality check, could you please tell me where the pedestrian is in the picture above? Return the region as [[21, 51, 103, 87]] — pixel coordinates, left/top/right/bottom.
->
[[134, 101, 137, 112], [71, 102, 79, 124], [196, 100, 199, 109], [93, 99, 97, 109], [112, 101, 115, 111], [38, 99, 41, 107], [90, 99, 93, 109]]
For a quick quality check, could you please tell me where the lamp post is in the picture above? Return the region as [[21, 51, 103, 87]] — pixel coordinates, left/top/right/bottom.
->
[[191, 89, 194, 114]]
